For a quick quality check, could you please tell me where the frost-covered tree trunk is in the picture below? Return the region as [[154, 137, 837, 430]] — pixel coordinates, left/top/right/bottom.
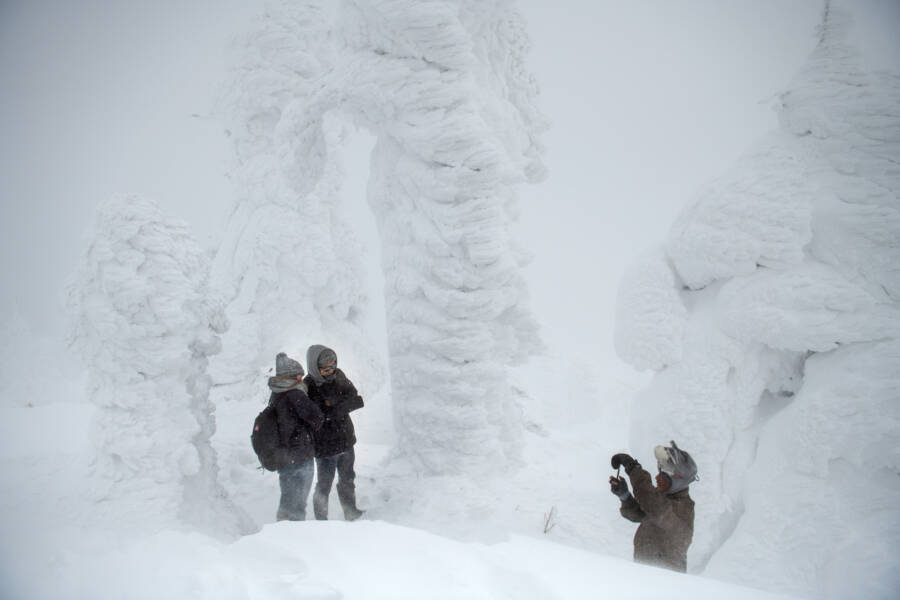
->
[[218, 0, 545, 475], [615, 1, 900, 597], [338, 0, 546, 474], [68, 195, 250, 539]]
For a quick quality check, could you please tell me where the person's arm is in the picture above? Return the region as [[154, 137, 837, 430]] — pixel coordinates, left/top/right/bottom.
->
[[273, 394, 297, 445], [619, 495, 646, 522], [325, 371, 364, 417], [611, 453, 670, 518], [611, 475, 645, 522], [291, 390, 325, 431], [628, 466, 669, 517]]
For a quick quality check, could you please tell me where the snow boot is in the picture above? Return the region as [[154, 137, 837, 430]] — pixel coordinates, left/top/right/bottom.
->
[[338, 488, 365, 521], [342, 503, 365, 521], [313, 491, 328, 520]]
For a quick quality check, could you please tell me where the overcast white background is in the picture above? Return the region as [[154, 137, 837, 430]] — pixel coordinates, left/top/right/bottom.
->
[[0, 0, 821, 373], [8, 3, 894, 599]]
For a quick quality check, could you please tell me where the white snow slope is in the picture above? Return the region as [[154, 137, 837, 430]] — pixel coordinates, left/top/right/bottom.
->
[[0, 383, 799, 600]]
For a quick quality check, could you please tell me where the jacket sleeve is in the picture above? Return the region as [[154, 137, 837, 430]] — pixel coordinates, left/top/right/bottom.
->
[[619, 495, 646, 522], [325, 372, 364, 418], [273, 394, 298, 445], [627, 465, 670, 517], [292, 390, 325, 431]]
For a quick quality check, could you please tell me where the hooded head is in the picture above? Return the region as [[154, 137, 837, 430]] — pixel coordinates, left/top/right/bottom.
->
[[307, 345, 337, 384], [653, 441, 698, 495]]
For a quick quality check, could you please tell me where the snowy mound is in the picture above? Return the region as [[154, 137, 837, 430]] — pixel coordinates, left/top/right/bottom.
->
[[615, 2, 900, 598], [7, 520, 799, 600]]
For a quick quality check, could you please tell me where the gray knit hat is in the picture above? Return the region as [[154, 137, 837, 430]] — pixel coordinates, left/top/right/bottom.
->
[[275, 352, 305, 377]]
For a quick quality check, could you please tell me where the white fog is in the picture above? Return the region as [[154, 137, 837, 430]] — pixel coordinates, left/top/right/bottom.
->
[[1, 1, 897, 599]]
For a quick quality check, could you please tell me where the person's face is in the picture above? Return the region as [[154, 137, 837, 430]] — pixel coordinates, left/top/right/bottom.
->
[[319, 360, 336, 378], [655, 471, 671, 492]]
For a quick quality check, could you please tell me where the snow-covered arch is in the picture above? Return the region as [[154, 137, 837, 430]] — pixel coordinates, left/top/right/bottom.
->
[[212, 0, 546, 475]]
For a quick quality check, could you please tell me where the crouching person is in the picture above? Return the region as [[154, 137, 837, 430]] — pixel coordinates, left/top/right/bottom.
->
[[609, 441, 698, 572], [269, 352, 324, 521], [305, 345, 365, 521]]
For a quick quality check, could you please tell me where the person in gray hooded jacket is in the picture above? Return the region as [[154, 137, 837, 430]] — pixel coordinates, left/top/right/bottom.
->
[[304, 344, 365, 521], [268, 352, 324, 521], [609, 441, 698, 572]]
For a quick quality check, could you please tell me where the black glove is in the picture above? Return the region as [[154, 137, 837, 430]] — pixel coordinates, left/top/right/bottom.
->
[[609, 476, 630, 501], [611, 453, 639, 474]]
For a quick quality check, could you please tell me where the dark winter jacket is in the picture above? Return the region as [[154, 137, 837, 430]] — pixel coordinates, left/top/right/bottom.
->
[[303, 368, 364, 458], [619, 465, 695, 572], [268, 387, 324, 467]]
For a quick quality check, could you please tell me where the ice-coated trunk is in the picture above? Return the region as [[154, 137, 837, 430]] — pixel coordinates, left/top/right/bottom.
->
[[339, 0, 545, 474], [368, 136, 532, 473]]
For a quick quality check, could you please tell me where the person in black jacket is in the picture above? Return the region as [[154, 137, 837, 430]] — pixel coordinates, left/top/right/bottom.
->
[[305, 344, 365, 521], [268, 352, 324, 521]]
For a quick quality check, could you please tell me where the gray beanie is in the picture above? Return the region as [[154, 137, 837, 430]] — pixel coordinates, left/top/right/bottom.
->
[[275, 352, 305, 377]]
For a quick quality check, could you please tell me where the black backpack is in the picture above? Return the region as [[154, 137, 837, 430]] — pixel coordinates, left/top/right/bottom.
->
[[251, 404, 286, 471]]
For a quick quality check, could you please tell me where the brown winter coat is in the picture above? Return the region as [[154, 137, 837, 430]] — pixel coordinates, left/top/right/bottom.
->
[[619, 465, 695, 572]]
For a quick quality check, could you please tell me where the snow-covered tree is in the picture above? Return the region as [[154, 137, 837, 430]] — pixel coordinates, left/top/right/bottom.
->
[[615, 1, 899, 598], [68, 195, 250, 539], [210, 1, 384, 413], [216, 0, 546, 476]]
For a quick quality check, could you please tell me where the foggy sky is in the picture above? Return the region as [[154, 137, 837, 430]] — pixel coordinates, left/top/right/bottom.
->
[[0, 0, 821, 372]]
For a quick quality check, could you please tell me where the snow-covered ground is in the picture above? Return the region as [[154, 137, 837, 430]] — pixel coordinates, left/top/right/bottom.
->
[[0, 396, 796, 600]]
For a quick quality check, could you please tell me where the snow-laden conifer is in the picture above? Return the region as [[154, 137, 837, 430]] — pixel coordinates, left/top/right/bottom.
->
[[216, 0, 546, 475], [335, 0, 547, 474], [615, 2, 900, 596], [68, 195, 250, 538], [210, 1, 383, 403]]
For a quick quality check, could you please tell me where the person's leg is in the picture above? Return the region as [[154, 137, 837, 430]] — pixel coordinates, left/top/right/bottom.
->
[[313, 456, 337, 520], [336, 447, 363, 520], [276, 460, 315, 521]]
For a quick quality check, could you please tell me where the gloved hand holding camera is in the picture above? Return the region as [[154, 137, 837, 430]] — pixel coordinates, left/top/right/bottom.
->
[[611, 452, 640, 474]]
